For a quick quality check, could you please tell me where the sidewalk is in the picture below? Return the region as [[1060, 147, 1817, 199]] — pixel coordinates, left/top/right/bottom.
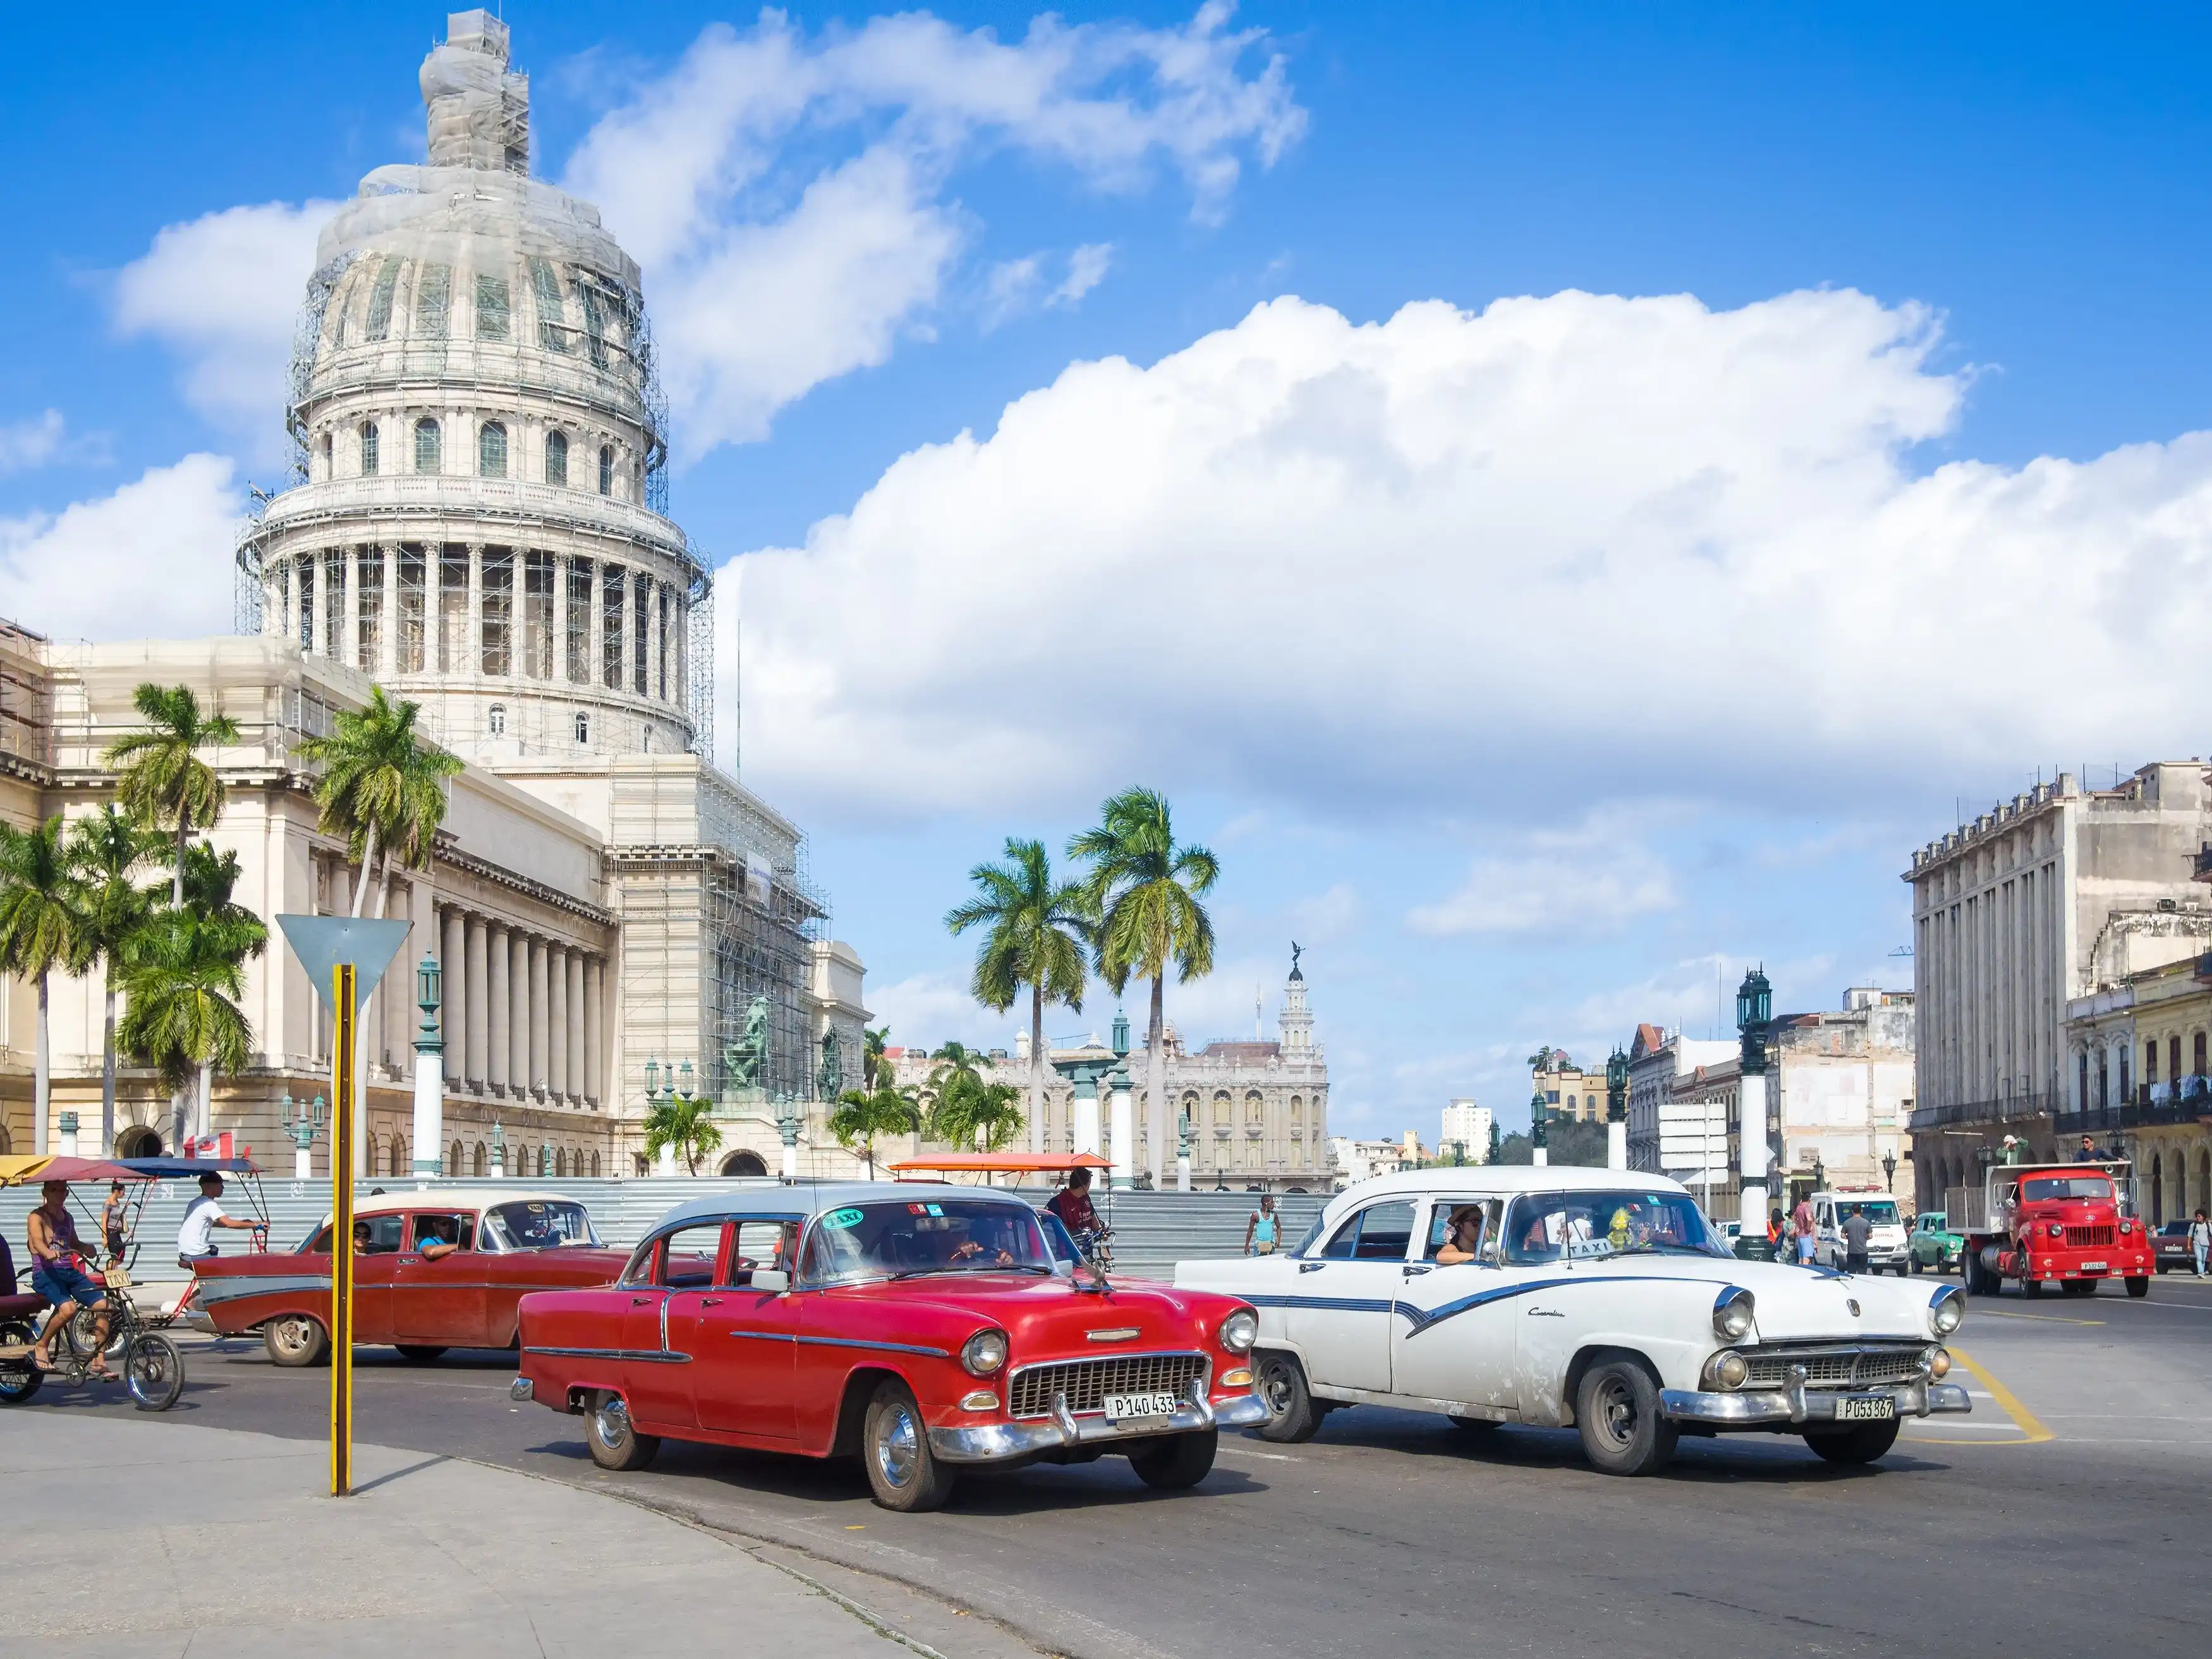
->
[[3, 1413, 911, 1658]]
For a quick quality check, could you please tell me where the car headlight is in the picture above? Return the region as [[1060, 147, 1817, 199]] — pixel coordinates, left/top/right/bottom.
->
[[1711, 1287, 1755, 1342], [959, 1329, 1009, 1376], [1929, 1287, 1964, 1336], [1701, 1350, 1750, 1390], [1924, 1346, 1952, 1379], [1218, 1308, 1259, 1354]]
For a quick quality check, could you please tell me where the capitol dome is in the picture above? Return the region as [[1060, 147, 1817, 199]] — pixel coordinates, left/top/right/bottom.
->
[[242, 9, 706, 765]]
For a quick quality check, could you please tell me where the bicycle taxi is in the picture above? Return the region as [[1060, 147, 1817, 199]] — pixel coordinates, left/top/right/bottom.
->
[[0, 1153, 270, 1410]]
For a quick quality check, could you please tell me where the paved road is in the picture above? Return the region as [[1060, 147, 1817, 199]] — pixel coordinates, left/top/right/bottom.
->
[[25, 1274, 2212, 1658]]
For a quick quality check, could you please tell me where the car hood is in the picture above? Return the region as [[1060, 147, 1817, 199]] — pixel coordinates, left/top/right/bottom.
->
[[1705, 1258, 1941, 1342], [828, 1272, 1239, 1351]]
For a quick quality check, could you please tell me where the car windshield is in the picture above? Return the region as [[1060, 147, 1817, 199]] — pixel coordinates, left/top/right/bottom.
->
[[1838, 1200, 1900, 1226], [2020, 1176, 2114, 1203], [1502, 1189, 1729, 1265], [480, 1200, 597, 1250], [801, 1199, 1054, 1285]]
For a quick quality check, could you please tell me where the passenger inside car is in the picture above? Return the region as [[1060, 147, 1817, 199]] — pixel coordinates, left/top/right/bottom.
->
[[1430, 1205, 1488, 1265]]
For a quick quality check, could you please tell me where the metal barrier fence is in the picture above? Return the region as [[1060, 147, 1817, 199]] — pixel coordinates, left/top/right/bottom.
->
[[0, 1179, 1333, 1288]]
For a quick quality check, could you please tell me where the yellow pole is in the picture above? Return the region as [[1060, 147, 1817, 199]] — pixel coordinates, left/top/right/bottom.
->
[[331, 961, 356, 1497]]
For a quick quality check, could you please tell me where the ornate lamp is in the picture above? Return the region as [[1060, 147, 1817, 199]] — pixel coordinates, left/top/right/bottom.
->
[[1605, 1045, 1629, 1123], [1882, 1148, 1897, 1192], [644, 1057, 662, 1102], [1529, 1088, 1549, 1153], [1736, 967, 1773, 1075], [490, 1118, 505, 1176]]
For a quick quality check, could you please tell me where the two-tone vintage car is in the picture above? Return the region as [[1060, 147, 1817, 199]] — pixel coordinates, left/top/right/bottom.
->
[[193, 1189, 629, 1364], [511, 1183, 1267, 1510], [1910, 1211, 1964, 1273], [1176, 1167, 1970, 1476]]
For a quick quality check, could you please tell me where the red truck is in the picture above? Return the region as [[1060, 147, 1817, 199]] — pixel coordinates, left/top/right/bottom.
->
[[1949, 1160, 2153, 1298]]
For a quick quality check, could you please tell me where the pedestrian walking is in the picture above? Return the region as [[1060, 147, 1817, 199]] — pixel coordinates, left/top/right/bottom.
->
[[2190, 1207, 2211, 1278], [1244, 1194, 1281, 1256], [1792, 1194, 1816, 1267], [1842, 1203, 1873, 1275]]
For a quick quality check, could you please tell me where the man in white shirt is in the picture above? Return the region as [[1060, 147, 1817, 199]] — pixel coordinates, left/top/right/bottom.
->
[[177, 1174, 262, 1269]]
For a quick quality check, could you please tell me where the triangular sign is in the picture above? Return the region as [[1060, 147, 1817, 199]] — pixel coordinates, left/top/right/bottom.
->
[[276, 915, 412, 1012]]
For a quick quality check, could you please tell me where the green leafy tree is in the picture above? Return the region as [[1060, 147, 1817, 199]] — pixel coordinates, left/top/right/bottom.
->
[[102, 683, 241, 907], [294, 686, 463, 917], [945, 838, 1090, 1155], [116, 908, 260, 1152], [829, 1083, 921, 1180], [0, 816, 90, 1156], [863, 1025, 892, 1089], [1069, 787, 1219, 1189], [925, 1040, 993, 1105], [66, 806, 166, 1154], [928, 1075, 1026, 1155], [641, 1090, 722, 1176]]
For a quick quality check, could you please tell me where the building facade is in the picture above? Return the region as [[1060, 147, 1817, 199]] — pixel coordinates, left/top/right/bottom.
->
[[1906, 764, 2212, 1199], [2062, 955, 2212, 1228], [1439, 1099, 1492, 1162], [1529, 1049, 1608, 1124], [0, 16, 871, 1176], [1625, 1023, 1737, 1178], [1772, 989, 1916, 1202]]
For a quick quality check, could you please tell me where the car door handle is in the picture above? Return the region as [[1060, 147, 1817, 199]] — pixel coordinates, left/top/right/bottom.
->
[[1402, 1264, 1431, 1277], [629, 1295, 654, 1306], [700, 1297, 724, 1307], [1297, 1261, 1327, 1274]]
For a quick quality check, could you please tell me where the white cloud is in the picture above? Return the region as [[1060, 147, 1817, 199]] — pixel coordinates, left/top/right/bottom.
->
[[730, 284, 2212, 825], [1410, 823, 1675, 937], [1288, 881, 1361, 944], [112, 201, 336, 456], [0, 456, 243, 643], [985, 256, 1045, 327], [565, 4, 1299, 453], [0, 411, 68, 474]]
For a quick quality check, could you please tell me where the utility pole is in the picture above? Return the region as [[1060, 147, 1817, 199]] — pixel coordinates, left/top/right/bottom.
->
[[1605, 1045, 1629, 1172], [1735, 966, 1773, 1259]]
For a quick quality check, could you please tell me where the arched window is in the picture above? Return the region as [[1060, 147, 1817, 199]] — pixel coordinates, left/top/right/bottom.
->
[[478, 420, 507, 478], [471, 1141, 487, 1177], [574, 711, 590, 744], [361, 422, 379, 475], [545, 429, 568, 486], [598, 444, 614, 495], [413, 417, 441, 475], [449, 1139, 464, 1177], [591, 1152, 602, 1176], [554, 1148, 568, 1177], [487, 703, 506, 738], [320, 432, 332, 477]]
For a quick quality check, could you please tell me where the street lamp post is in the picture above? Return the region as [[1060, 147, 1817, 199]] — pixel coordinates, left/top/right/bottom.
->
[[1605, 1045, 1629, 1172], [1176, 1101, 1193, 1193], [411, 955, 443, 1179], [1735, 966, 1773, 1260], [1530, 1088, 1550, 1168], [1108, 1012, 1135, 1192], [490, 1118, 505, 1179], [775, 1092, 803, 1182], [1881, 1148, 1897, 1193], [281, 1090, 325, 1180]]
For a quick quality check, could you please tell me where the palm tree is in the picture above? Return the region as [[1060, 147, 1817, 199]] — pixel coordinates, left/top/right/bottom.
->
[[829, 1083, 921, 1180], [294, 686, 463, 917], [928, 1074, 1026, 1156], [863, 1025, 892, 1090], [1069, 787, 1219, 1189], [102, 683, 242, 906], [946, 839, 1090, 1154], [642, 1091, 722, 1176], [116, 908, 258, 1152], [66, 806, 166, 1155], [0, 817, 91, 1156]]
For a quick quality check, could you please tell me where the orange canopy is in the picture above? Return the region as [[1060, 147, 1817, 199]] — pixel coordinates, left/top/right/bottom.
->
[[885, 1152, 1111, 1176]]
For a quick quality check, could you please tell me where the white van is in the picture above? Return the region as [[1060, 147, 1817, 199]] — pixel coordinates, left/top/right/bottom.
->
[[1811, 1191, 1909, 1275]]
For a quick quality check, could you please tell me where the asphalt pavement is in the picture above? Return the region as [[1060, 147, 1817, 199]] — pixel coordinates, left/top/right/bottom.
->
[[15, 1272, 2212, 1659]]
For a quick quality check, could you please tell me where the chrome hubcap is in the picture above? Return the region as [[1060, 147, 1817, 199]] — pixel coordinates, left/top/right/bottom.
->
[[596, 1398, 631, 1447], [1259, 1360, 1294, 1415], [876, 1404, 918, 1488], [274, 1318, 311, 1355], [1598, 1379, 1635, 1445]]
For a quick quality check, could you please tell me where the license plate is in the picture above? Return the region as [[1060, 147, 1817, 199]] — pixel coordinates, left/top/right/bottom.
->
[[2080, 1261, 2107, 1272], [1103, 1392, 1179, 1423], [1837, 1394, 1895, 1423]]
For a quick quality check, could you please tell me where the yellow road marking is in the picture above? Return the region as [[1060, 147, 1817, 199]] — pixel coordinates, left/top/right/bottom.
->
[[1974, 1308, 2105, 1326], [1907, 1346, 2053, 1445]]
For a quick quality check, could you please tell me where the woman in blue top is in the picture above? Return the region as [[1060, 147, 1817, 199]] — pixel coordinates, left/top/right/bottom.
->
[[1245, 1194, 1280, 1256]]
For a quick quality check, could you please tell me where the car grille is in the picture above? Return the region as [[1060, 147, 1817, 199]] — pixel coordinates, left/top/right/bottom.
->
[[1008, 1352, 1209, 1419], [2066, 1225, 2115, 1249], [1741, 1345, 1924, 1391]]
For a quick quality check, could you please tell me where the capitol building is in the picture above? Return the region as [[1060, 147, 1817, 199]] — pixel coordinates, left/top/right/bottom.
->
[[0, 14, 870, 1178]]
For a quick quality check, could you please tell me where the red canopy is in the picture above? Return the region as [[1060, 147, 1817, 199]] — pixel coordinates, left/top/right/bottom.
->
[[885, 1152, 1111, 1176], [0, 1155, 153, 1188]]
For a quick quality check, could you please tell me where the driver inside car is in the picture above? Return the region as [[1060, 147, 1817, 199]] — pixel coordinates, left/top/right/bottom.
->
[[1433, 1205, 1486, 1265]]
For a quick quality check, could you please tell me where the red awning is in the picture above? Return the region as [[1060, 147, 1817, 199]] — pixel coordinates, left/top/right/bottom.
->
[[884, 1152, 1112, 1175]]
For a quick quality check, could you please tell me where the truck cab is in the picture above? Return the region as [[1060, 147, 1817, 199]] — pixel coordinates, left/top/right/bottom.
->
[[1950, 1162, 2154, 1299], [1808, 1191, 1909, 1276]]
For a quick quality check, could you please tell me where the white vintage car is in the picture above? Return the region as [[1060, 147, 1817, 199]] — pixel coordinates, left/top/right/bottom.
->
[[1175, 1167, 1970, 1474]]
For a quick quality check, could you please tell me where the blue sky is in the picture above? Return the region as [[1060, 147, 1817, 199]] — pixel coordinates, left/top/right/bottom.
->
[[9, 4, 2212, 1138]]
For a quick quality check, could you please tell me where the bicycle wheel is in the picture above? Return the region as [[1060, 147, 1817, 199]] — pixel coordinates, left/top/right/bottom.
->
[[125, 1332, 185, 1412], [66, 1305, 128, 1366]]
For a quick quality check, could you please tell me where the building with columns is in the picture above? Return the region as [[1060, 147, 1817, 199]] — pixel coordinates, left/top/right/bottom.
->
[[0, 16, 870, 1176]]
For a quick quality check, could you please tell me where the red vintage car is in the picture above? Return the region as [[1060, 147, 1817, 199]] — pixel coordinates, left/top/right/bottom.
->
[[193, 1188, 629, 1365], [513, 1183, 1267, 1510]]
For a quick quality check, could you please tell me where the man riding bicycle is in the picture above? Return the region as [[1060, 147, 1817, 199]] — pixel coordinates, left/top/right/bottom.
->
[[27, 1181, 111, 1378]]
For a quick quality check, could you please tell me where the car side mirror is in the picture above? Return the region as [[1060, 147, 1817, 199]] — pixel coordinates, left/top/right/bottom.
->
[[750, 1269, 790, 1294]]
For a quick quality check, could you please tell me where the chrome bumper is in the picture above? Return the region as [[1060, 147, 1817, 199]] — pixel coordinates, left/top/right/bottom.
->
[[1661, 1370, 1971, 1428], [928, 1382, 1267, 1464], [509, 1375, 533, 1403]]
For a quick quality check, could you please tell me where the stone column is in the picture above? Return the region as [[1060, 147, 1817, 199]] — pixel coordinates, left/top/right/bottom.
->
[[464, 913, 489, 1092], [551, 552, 568, 685], [466, 540, 485, 678], [566, 951, 585, 1105], [343, 545, 360, 669], [547, 943, 569, 1101], [380, 542, 400, 678], [487, 922, 511, 1096], [509, 930, 530, 1099], [646, 576, 663, 701], [262, 557, 283, 640], [614, 566, 632, 693], [589, 561, 608, 688], [583, 956, 604, 1107], [441, 906, 466, 1086], [530, 938, 550, 1098]]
